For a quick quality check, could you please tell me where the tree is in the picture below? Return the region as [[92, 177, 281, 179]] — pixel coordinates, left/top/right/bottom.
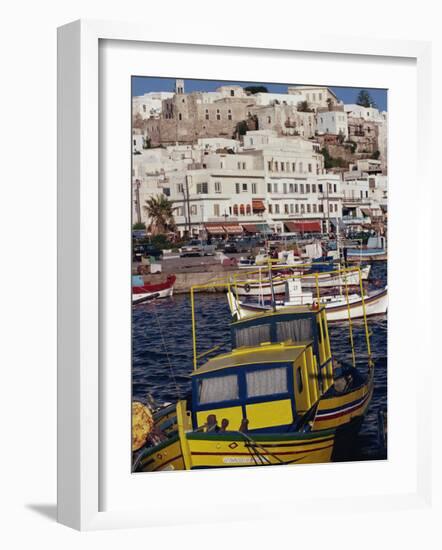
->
[[297, 100, 314, 113], [143, 194, 177, 236], [233, 120, 248, 138], [371, 150, 381, 160], [356, 90, 377, 108], [244, 85, 268, 94], [132, 221, 146, 230], [320, 147, 348, 169]]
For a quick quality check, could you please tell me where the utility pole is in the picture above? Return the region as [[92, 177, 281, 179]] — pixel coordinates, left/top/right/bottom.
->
[[185, 174, 192, 237], [134, 179, 141, 225]]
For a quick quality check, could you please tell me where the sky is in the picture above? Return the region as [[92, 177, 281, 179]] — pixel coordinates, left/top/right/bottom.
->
[[132, 76, 387, 111]]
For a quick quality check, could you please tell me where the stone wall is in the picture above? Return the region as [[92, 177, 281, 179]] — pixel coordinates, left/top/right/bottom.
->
[[250, 104, 316, 138], [144, 93, 257, 146], [139, 265, 244, 293], [347, 116, 380, 155]]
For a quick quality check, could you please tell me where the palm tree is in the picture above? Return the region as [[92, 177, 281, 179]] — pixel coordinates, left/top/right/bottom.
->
[[143, 194, 177, 236]]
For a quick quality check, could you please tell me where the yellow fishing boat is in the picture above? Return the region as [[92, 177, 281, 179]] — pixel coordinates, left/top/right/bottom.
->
[[133, 268, 374, 471]]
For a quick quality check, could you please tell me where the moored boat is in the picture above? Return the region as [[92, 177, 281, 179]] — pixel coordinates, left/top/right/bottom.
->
[[233, 264, 371, 296], [227, 278, 388, 322], [300, 264, 371, 287], [132, 274, 176, 304], [132, 276, 374, 471]]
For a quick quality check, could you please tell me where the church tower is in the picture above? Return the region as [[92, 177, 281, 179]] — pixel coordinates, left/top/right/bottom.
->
[[175, 79, 184, 95]]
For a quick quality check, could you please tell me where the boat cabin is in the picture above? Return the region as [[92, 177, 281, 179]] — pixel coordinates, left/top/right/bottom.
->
[[190, 306, 334, 433]]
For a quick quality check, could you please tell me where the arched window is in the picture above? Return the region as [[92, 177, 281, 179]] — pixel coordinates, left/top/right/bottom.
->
[[240, 204, 245, 216], [246, 204, 251, 215], [233, 204, 239, 215]]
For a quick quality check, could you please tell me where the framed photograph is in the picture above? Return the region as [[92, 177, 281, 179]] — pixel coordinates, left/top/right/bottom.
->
[[57, 19, 432, 530]]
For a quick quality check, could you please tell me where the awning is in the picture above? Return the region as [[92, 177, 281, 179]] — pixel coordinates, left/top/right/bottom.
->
[[204, 224, 225, 235], [223, 223, 243, 235], [380, 204, 388, 213], [242, 223, 259, 233], [360, 208, 371, 217], [285, 220, 322, 233], [252, 199, 266, 212]]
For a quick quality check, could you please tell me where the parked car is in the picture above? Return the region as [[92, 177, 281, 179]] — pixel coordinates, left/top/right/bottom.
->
[[223, 237, 262, 254], [223, 239, 239, 253], [180, 239, 216, 257], [132, 243, 162, 262]]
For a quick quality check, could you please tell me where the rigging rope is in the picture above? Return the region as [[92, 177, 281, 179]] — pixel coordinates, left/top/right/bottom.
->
[[151, 302, 182, 399]]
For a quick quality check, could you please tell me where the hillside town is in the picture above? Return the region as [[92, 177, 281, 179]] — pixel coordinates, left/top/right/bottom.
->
[[132, 79, 387, 240], [131, 79, 388, 470]]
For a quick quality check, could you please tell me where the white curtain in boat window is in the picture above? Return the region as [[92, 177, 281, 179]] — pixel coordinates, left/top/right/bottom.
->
[[235, 324, 271, 348], [246, 367, 288, 398], [199, 374, 239, 404], [276, 319, 312, 342]]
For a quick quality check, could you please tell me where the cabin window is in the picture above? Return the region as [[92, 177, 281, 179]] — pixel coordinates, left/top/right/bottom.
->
[[198, 374, 239, 405], [246, 367, 288, 398], [276, 319, 313, 342], [296, 367, 303, 393], [235, 324, 271, 348]]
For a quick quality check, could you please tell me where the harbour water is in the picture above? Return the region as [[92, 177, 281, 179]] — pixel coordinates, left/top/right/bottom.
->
[[132, 261, 387, 462]]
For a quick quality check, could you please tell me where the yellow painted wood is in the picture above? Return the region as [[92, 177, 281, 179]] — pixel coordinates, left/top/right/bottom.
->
[[196, 406, 244, 431], [195, 343, 308, 375], [176, 400, 192, 469], [187, 434, 335, 468], [294, 355, 310, 414], [139, 438, 184, 472], [246, 399, 293, 429]]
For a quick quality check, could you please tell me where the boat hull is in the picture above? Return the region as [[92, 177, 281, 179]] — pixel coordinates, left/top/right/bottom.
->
[[185, 430, 335, 469], [228, 287, 388, 322], [301, 264, 371, 288], [132, 286, 174, 304], [135, 433, 186, 472], [135, 429, 336, 471], [235, 279, 286, 296], [234, 265, 371, 296]]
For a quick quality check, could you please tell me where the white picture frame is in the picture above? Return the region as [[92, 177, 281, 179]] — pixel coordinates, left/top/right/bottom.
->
[[57, 19, 433, 531]]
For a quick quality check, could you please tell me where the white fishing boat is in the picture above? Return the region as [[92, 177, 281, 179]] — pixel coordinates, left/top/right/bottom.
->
[[227, 278, 387, 322], [300, 264, 371, 288], [234, 264, 371, 296]]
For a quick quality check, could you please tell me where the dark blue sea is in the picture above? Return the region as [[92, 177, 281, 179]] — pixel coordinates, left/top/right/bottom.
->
[[132, 261, 387, 462]]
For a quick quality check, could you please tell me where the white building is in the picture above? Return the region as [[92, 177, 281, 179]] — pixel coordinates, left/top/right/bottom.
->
[[344, 104, 386, 123], [316, 109, 348, 138], [341, 166, 388, 228], [287, 86, 340, 110], [132, 130, 145, 154], [132, 91, 175, 120], [134, 131, 389, 237], [161, 133, 341, 236], [253, 92, 305, 107], [198, 137, 240, 152]]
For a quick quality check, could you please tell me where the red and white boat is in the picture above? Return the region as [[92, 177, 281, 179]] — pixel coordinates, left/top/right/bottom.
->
[[132, 275, 176, 305]]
